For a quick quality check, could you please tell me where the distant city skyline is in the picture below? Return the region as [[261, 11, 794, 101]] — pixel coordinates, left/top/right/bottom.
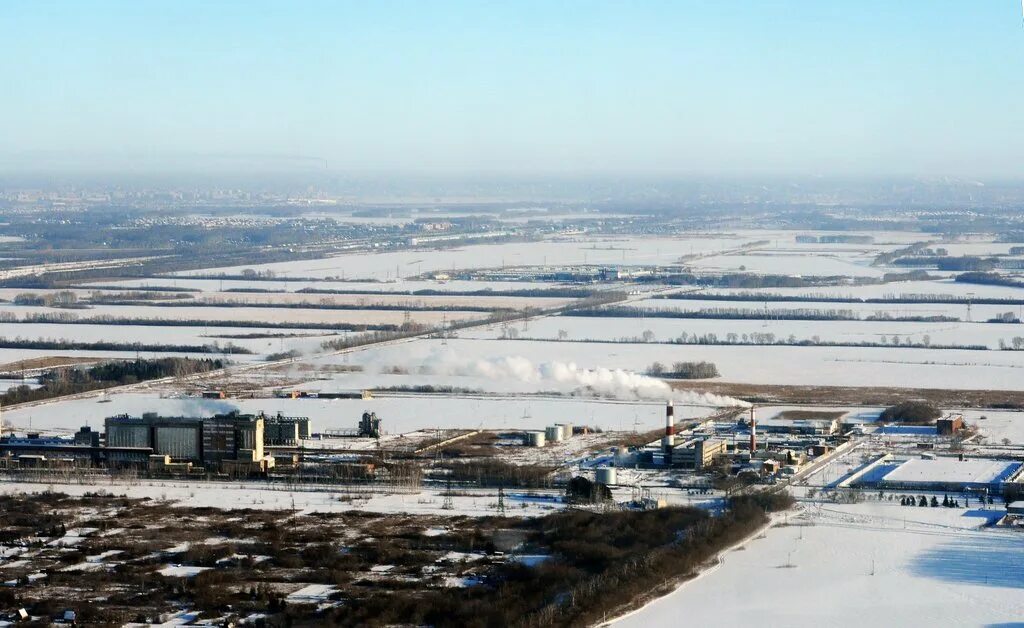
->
[[3, 1, 1024, 178]]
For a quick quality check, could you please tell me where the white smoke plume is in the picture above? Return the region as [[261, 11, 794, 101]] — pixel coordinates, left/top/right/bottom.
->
[[175, 398, 240, 416], [378, 349, 749, 406]]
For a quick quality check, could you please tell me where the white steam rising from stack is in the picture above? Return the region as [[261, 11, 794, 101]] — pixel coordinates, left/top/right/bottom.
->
[[381, 351, 750, 406]]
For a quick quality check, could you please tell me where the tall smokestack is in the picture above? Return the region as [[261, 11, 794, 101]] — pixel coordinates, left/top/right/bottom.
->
[[662, 399, 675, 453], [749, 406, 757, 452]]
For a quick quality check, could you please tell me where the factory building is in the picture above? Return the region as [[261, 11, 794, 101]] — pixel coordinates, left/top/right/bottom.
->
[[672, 438, 727, 470], [261, 412, 311, 446], [936, 415, 965, 435], [202, 413, 263, 463], [105, 412, 265, 468]]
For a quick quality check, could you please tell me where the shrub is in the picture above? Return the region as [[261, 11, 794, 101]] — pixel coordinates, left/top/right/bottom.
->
[[878, 401, 941, 424]]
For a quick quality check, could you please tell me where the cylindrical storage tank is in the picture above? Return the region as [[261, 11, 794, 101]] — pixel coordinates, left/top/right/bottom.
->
[[526, 431, 546, 447], [559, 422, 574, 439], [545, 425, 564, 443], [595, 466, 617, 485]]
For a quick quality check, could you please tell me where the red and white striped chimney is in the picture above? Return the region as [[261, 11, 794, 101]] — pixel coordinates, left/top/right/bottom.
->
[[749, 406, 757, 452], [662, 399, 675, 452]]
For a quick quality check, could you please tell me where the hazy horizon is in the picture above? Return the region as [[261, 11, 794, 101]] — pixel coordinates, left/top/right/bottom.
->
[[4, 1, 1024, 179]]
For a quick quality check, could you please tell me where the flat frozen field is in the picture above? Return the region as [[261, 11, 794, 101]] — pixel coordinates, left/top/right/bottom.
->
[[613, 501, 1024, 628], [0, 478, 565, 517], [465, 314, 1024, 349], [686, 253, 888, 277], [333, 337, 1024, 390], [170, 235, 762, 280], [967, 409, 1024, 443]]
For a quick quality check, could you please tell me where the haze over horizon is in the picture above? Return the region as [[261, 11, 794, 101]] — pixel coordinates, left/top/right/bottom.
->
[[3, 1, 1024, 180]]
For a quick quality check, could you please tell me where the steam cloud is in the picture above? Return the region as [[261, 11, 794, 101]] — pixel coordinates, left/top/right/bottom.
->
[[175, 398, 240, 416], [381, 350, 749, 406]]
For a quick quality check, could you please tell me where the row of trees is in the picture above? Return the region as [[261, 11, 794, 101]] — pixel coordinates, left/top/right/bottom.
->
[[0, 357, 225, 406], [647, 360, 720, 379], [567, 305, 956, 323], [12, 291, 81, 307]]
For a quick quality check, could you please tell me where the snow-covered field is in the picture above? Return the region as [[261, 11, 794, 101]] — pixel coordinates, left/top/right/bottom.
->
[[333, 337, 1024, 391], [686, 253, 887, 277], [465, 314, 1024, 349], [171, 236, 745, 280], [612, 501, 1024, 628], [0, 478, 565, 517]]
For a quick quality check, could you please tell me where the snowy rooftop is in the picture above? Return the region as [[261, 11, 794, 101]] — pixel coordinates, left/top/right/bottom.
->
[[881, 458, 1020, 486]]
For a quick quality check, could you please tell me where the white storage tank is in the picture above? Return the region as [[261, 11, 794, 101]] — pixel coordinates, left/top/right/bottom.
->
[[559, 422, 574, 439], [526, 431, 546, 447], [545, 425, 564, 443], [595, 466, 617, 485]]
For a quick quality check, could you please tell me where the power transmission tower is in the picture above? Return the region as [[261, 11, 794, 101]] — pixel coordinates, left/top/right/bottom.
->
[[442, 476, 454, 510]]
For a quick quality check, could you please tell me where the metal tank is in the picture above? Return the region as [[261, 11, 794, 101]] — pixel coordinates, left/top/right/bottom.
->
[[526, 431, 546, 447], [595, 466, 617, 485]]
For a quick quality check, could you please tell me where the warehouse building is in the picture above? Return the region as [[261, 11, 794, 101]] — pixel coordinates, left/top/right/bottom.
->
[[672, 438, 727, 470], [874, 457, 1022, 493], [105, 412, 266, 468]]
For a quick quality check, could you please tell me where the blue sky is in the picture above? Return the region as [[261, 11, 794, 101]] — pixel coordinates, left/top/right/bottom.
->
[[2, 1, 1023, 177]]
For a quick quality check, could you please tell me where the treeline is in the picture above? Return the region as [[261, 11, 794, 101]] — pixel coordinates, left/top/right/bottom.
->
[[79, 284, 201, 293], [658, 292, 1024, 306], [0, 336, 251, 354], [340, 492, 794, 627], [519, 333, 987, 351], [439, 460, 555, 488], [320, 328, 427, 351], [893, 256, 998, 271], [0, 311, 399, 332], [86, 291, 192, 303], [133, 299, 501, 313], [647, 361, 720, 379], [11, 291, 84, 308], [566, 306, 957, 323], [297, 286, 599, 298], [956, 272, 1024, 289], [640, 272, 851, 289], [0, 357, 225, 406]]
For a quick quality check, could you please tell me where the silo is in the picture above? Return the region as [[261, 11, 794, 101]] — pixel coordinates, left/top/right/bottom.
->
[[545, 425, 564, 443], [526, 431, 546, 447], [595, 467, 617, 485]]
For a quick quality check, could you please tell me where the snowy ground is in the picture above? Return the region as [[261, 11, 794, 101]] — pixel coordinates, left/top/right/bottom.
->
[[469, 314, 1024, 349], [335, 337, 1024, 391], [0, 478, 564, 517], [611, 500, 1024, 628]]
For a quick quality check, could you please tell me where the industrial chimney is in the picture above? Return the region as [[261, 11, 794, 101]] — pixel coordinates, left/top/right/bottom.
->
[[662, 399, 675, 453], [749, 406, 757, 453]]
